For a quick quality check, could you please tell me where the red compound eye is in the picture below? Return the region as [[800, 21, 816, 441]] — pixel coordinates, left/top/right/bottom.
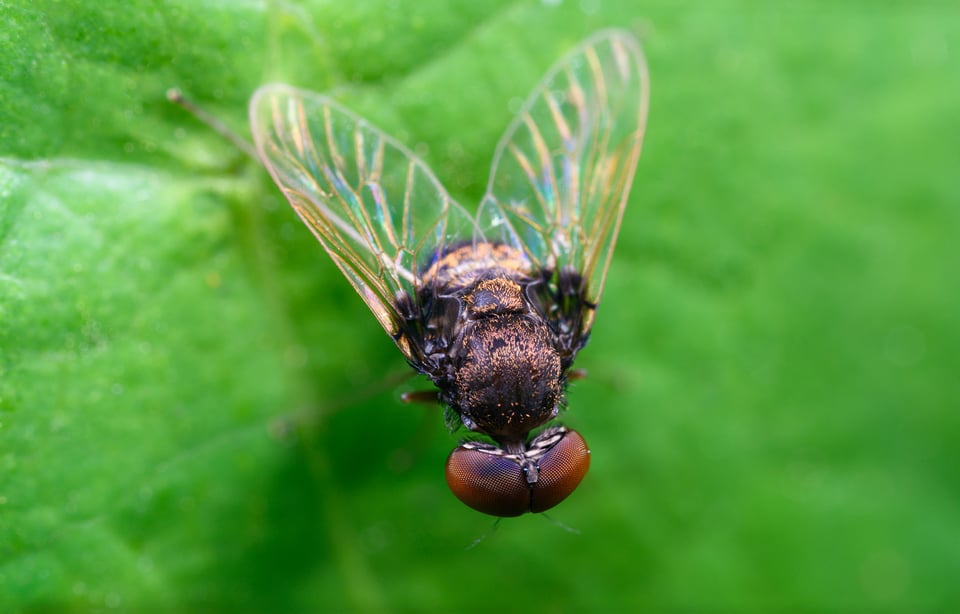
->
[[529, 429, 590, 513], [446, 446, 530, 517], [445, 428, 590, 517]]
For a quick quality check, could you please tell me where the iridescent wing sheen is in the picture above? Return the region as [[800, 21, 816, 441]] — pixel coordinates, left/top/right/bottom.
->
[[250, 85, 476, 364], [476, 30, 649, 347]]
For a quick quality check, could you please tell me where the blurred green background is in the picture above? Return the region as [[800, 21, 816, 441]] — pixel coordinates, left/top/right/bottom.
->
[[2, 0, 958, 610]]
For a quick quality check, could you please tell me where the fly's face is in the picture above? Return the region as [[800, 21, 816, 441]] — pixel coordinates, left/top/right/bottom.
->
[[250, 30, 649, 516], [446, 426, 589, 517]]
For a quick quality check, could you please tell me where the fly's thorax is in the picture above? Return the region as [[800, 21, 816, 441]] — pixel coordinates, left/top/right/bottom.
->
[[451, 313, 562, 441], [419, 241, 562, 439], [464, 277, 526, 318]]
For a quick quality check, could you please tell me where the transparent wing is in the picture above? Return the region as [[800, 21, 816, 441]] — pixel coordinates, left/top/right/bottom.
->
[[476, 30, 649, 345], [250, 84, 475, 363]]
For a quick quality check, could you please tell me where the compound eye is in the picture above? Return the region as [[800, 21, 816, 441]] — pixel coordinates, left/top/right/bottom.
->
[[529, 429, 590, 513], [445, 430, 591, 517], [445, 446, 530, 517]]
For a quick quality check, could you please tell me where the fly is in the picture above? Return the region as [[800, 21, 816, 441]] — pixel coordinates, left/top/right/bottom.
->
[[250, 29, 649, 516]]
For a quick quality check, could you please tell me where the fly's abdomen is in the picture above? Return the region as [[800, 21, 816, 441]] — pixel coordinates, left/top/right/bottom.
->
[[422, 242, 532, 293]]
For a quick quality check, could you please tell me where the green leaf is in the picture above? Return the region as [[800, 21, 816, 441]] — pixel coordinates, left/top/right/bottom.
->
[[2, 0, 959, 610]]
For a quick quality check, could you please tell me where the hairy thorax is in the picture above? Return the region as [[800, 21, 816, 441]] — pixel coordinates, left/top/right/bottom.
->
[[449, 276, 562, 442], [419, 243, 565, 442]]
